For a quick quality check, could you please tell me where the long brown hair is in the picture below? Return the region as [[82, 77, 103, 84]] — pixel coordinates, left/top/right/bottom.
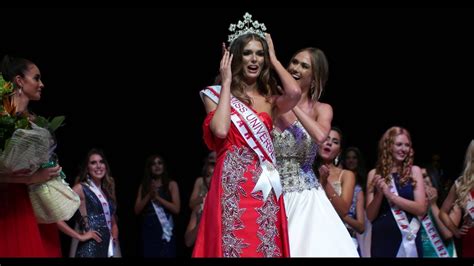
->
[[140, 154, 172, 199], [375, 126, 415, 187], [75, 148, 116, 205], [217, 33, 279, 106]]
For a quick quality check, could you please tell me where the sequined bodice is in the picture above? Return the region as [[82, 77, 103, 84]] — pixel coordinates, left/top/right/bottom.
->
[[75, 184, 114, 257], [272, 120, 320, 193]]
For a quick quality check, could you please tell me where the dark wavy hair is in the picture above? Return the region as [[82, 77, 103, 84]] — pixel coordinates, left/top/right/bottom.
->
[[314, 126, 343, 171], [0, 55, 34, 83], [140, 154, 172, 199], [341, 146, 367, 191]]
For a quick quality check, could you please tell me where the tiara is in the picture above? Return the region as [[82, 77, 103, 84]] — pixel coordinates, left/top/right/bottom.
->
[[228, 12, 267, 44]]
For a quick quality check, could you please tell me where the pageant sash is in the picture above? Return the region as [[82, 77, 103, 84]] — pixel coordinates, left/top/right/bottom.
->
[[152, 201, 174, 242], [86, 179, 115, 257], [388, 177, 420, 257], [421, 214, 450, 257], [200, 86, 282, 201], [467, 192, 474, 220]]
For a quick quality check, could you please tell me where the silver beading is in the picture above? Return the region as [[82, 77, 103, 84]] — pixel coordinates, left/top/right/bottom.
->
[[228, 12, 267, 44]]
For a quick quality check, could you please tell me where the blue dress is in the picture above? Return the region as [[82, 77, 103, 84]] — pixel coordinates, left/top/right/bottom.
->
[[140, 186, 176, 257], [75, 184, 115, 257], [371, 173, 422, 257]]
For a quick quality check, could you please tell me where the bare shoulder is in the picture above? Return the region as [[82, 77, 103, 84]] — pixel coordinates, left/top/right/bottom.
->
[[194, 177, 204, 187], [73, 183, 84, 198], [314, 101, 333, 114], [343, 169, 356, 180], [72, 183, 82, 191], [367, 169, 376, 180], [169, 180, 179, 190], [411, 165, 422, 177]]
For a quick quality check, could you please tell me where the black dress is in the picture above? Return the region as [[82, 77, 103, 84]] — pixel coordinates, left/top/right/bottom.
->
[[140, 187, 176, 257]]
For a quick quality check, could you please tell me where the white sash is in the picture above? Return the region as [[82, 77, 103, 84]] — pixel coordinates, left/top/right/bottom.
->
[[86, 179, 115, 257], [151, 200, 174, 242], [200, 86, 282, 201], [421, 214, 450, 257], [388, 177, 420, 257], [467, 192, 474, 220]]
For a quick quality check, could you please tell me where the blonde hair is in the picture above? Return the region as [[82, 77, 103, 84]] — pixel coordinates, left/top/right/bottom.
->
[[375, 126, 415, 187], [455, 140, 474, 210]]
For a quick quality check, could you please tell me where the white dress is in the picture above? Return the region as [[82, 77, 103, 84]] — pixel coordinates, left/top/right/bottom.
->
[[273, 121, 359, 257]]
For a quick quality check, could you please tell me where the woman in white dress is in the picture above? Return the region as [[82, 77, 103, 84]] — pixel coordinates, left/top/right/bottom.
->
[[273, 47, 358, 257]]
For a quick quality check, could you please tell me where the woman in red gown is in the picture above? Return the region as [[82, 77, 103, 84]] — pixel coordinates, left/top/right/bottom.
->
[[193, 13, 301, 257], [0, 55, 62, 257]]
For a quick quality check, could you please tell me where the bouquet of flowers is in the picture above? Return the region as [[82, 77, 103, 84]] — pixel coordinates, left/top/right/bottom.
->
[[0, 74, 80, 224]]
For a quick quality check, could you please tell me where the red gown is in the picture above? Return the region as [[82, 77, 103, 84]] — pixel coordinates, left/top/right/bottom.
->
[[0, 183, 61, 257], [461, 190, 474, 257], [193, 109, 290, 257]]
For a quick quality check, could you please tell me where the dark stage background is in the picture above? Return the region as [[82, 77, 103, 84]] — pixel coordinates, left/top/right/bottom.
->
[[1, 8, 472, 257]]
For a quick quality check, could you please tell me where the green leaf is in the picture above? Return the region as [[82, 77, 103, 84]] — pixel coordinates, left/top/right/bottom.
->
[[34, 116, 49, 128], [15, 117, 30, 129], [48, 116, 65, 132]]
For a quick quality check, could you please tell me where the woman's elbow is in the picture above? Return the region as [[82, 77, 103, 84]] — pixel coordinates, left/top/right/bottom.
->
[[366, 212, 376, 223], [341, 203, 351, 216], [134, 205, 142, 215], [356, 225, 365, 234], [414, 207, 427, 217], [314, 135, 327, 145], [416, 202, 429, 217], [184, 234, 194, 248], [441, 230, 453, 240], [287, 87, 301, 101], [171, 205, 181, 215], [213, 126, 229, 139]]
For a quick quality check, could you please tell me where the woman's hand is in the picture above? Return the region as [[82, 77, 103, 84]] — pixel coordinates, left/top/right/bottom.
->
[[79, 230, 102, 243], [453, 224, 470, 238], [373, 175, 389, 195], [426, 186, 438, 205], [318, 164, 329, 186], [28, 165, 61, 184], [265, 33, 277, 63], [220, 42, 233, 87]]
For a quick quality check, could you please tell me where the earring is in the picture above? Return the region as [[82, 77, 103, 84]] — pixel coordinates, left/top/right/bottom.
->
[[334, 155, 340, 166], [18, 87, 23, 96]]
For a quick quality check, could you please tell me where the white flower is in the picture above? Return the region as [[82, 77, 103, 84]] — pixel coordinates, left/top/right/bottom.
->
[[243, 12, 252, 22]]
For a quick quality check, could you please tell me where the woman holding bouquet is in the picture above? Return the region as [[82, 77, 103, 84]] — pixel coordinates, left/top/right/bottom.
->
[[0, 55, 62, 257]]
